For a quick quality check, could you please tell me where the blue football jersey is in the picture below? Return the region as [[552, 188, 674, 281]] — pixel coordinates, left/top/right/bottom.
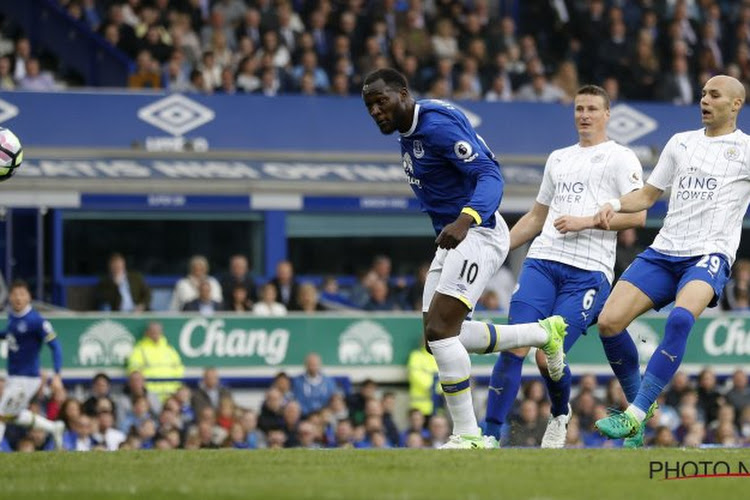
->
[[2, 306, 57, 377], [398, 99, 504, 234]]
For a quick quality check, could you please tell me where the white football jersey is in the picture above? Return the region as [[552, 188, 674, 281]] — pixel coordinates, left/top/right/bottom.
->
[[647, 128, 750, 265], [527, 140, 644, 282]]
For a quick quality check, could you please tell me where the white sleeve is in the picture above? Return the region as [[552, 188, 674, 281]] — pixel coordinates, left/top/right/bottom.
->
[[535, 153, 556, 205], [647, 135, 678, 190], [613, 148, 644, 195]]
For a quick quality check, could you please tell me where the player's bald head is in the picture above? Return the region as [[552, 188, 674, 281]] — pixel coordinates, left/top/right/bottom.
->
[[706, 75, 746, 104]]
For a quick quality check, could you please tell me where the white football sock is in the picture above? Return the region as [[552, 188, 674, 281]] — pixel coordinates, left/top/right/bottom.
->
[[0, 422, 5, 442], [458, 320, 549, 353], [626, 404, 646, 423], [428, 336, 479, 436], [16, 409, 57, 433]]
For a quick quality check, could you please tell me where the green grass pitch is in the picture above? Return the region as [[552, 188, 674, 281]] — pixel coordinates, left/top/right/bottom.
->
[[1, 448, 748, 500]]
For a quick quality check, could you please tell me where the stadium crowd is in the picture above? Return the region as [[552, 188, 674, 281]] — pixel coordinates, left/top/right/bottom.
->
[[68, 246, 750, 313], [0, 0, 748, 102], [2, 353, 749, 451]]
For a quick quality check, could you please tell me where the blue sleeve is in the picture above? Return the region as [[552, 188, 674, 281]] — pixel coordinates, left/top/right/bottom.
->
[[48, 337, 63, 374], [426, 117, 504, 224]]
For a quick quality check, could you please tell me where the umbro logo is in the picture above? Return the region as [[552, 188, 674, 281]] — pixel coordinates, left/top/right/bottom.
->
[[0, 98, 19, 124], [607, 104, 658, 144], [137, 94, 215, 136]]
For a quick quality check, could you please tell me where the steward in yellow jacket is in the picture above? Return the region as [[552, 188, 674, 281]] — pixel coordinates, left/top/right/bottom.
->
[[127, 321, 184, 401]]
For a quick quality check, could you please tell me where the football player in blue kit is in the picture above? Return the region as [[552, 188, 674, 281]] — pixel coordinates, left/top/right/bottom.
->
[[0, 280, 65, 450], [362, 68, 568, 448]]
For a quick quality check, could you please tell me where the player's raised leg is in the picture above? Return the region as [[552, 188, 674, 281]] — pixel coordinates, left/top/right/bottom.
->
[[457, 316, 567, 381], [597, 280, 714, 439], [0, 377, 66, 450]]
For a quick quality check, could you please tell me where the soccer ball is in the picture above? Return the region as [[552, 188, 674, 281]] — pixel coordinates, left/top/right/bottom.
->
[[0, 127, 23, 182]]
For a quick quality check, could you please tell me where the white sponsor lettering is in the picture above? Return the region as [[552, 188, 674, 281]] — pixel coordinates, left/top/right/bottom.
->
[[178, 318, 289, 364], [704, 318, 750, 356]]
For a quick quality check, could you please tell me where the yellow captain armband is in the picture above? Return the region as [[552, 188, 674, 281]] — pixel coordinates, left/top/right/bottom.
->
[[461, 207, 481, 224]]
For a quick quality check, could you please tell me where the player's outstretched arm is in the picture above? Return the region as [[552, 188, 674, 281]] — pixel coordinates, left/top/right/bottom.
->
[[595, 184, 663, 230], [555, 211, 646, 234], [510, 202, 549, 249]]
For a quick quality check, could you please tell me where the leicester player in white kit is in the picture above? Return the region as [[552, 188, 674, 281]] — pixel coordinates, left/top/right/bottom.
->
[[483, 85, 647, 448], [0, 280, 65, 450], [362, 68, 568, 449], [594, 75, 750, 441]]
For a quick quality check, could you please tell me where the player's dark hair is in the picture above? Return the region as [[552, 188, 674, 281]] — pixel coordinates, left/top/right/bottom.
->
[[363, 68, 408, 92], [576, 84, 610, 109], [9, 279, 29, 292]]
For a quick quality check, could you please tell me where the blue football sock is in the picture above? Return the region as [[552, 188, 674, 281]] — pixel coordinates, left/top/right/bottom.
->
[[485, 351, 524, 440], [600, 329, 642, 403], [543, 364, 572, 417], [633, 306, 695, 412]]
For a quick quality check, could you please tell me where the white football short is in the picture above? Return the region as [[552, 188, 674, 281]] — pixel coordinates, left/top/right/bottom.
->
[[422, 212, 510, 313], [0, 376, 42, 417]]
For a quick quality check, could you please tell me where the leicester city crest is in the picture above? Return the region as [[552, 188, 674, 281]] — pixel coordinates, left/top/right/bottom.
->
[[413, 140, 424, 159], [724, 146, 740, 161]]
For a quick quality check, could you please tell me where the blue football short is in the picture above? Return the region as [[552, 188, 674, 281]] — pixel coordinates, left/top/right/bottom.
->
[[619, 247, 730, 310], [509, 258, 611, 352]]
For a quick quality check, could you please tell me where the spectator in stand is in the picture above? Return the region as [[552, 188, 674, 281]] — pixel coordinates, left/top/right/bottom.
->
[[291, 49, 330, 92], [282, 400, 302, 447], [127, 322, 184, 402], [697, 368, 723, 425], [239, 409, 264, 449], [127, 50, 161, 89], [169, 255, 222, 311], [82, 373, 116, 418], [252, 282, 288, 316], [402, 263, 428, 311], [292, 353, 338, 417], [723, 260, 750, 311], [12, 37, 31, 82], [614, 228, 645, 281], [657, 55, 697, 104], [0, 55, 15, 90], [407, 339, 440, 418], [346, 379, 377, 426], [17, 58, 58, 91], [220, 254, 256, 309], [191, 367, 232, 417], [295, 283, 327, 313], [62, 414, 101, 451], [664, 371, 691, 409], [363, 279, 398, 311], [224, 284, 252, 312], [269, 260, 300, 310], [258, 387, 285, 434], [426, 414, 450, 448], [318, 276, 355, 310], [725, 369, 750, 420], [182, 280, 221, 315], [94, 406, 126, 451], [216, 396, 236, 432], [515, 68, 566, 102], [94, 252, 151, 312]]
